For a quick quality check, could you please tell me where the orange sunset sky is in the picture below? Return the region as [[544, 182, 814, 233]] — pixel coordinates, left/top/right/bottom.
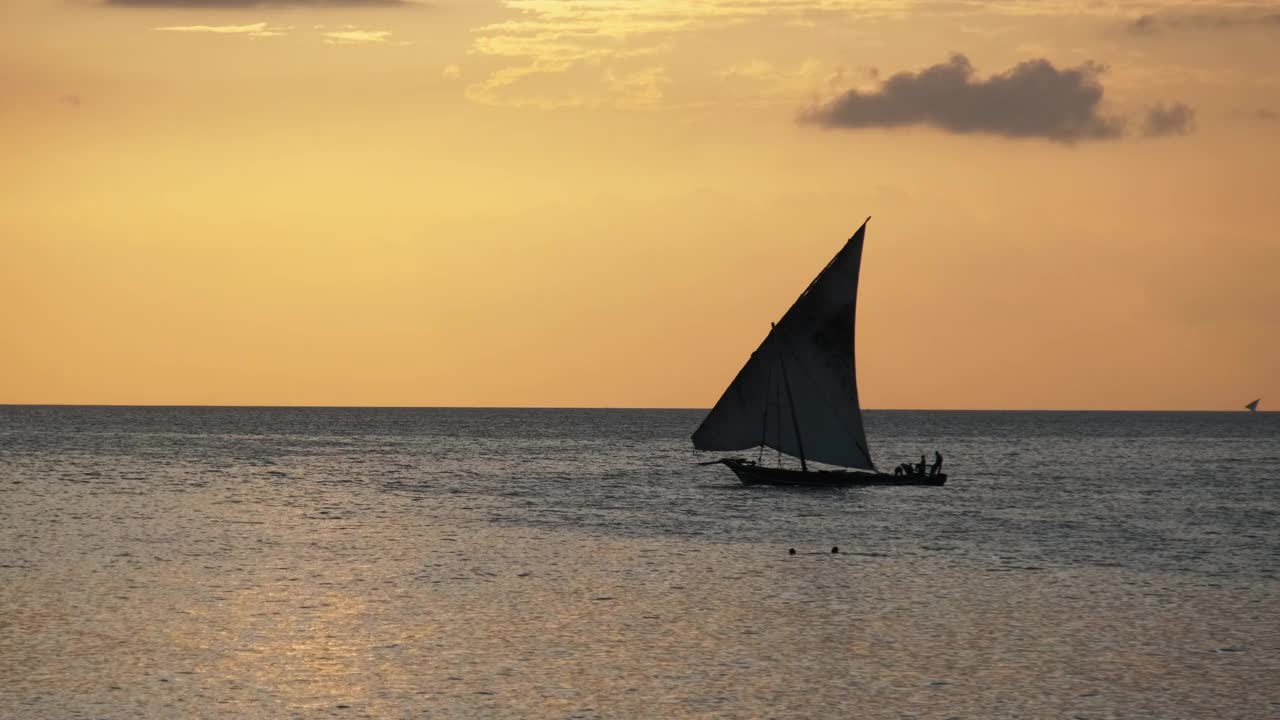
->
[[3, 0, 1277, 410]]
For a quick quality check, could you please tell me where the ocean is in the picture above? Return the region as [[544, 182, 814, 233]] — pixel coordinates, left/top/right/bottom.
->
[[1, 407, 1277, 718]]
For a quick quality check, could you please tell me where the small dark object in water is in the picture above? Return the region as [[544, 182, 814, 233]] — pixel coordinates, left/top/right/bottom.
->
[[788, 548, 796, 555], [831, 546, 839, 554]]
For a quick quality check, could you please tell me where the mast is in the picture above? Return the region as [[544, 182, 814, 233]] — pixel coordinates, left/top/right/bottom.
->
[[757, 344, 773, 463], [774, 324, 808, 472]]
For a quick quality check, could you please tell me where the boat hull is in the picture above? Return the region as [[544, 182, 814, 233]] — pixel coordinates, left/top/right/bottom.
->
[[718, 458, 946, 487]]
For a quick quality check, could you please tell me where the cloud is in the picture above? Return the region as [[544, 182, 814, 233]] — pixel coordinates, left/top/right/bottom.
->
[[801, 54, 1126, 143], [153, 22, 405, 42], [154, 22, 289, 37], [466, 0, 899, 108], [1127, 12, 1280, 34], [1256, 108, 1279, 123], [442, 64, 462, 79], [110, 0, 406, 7], [323, 30, 392, 44], [462, 0, 1265, 110], [1143, 103, 1195, 138]]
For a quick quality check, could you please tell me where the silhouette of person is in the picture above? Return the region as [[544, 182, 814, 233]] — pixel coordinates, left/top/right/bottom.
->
[[917, 454, 927, 476], [931, 451, 943, 476]]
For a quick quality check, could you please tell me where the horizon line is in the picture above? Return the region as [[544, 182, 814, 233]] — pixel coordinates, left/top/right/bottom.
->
[[0, 403, 1266, 413]]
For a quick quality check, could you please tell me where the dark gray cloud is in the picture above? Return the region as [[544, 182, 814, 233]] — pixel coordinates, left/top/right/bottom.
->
[[1144, 103, 1195, 138], [107, 0, 406, 7], [1128, 13, 1280, 34], [801, 54, 1125, 143]]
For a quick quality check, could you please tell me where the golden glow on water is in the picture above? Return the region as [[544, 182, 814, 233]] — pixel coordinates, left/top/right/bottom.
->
[[4, 405, 1279, 717], [3, 493, 1275, 718], [3, 404, 1278, 719]]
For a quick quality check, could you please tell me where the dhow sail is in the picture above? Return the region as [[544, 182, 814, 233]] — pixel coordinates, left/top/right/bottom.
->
[[1246, 398, 1260, 412], [692, 220, 874, 470]]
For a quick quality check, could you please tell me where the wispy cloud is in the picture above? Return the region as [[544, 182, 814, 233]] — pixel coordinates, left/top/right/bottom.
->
[[1128, 11, 1280, 35], [154, 22, 289, 37], [605, 67, 669, 108], [323, 29, 393, 44], [152, 22, 404, 44], [112, 0, 407, 7], [801, 54, 1127, 143], [1143, 102, 1195, 137], [466, 0, 902, 108]]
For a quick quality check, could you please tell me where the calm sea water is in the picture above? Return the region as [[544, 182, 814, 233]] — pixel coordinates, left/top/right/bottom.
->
[[2, 407, 1277, 718]]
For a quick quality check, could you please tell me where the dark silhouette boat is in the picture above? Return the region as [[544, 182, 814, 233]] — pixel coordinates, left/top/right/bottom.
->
[[710, 458, 945, 487], [692, 218, 947, 488], [1245, 398, 1260, 412]]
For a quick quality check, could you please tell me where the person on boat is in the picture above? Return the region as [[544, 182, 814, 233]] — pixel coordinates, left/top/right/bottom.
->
[[916, 454, 927, 476], [931, 451, 943, 476]]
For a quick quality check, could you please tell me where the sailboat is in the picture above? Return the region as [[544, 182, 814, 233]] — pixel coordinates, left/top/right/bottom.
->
[[1245, 398, 1260, 412], [692, 218, 945, 487]]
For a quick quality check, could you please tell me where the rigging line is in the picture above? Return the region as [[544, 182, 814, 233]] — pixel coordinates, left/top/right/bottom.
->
[[775, 329, 809, 472]]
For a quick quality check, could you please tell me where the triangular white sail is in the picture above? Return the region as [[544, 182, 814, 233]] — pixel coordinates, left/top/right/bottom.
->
[[692, 221, 874, 470], [1245, 398, 1260, 412]]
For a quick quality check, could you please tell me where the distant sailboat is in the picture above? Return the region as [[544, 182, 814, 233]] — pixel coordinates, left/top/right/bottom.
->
[[1245, 398, 1260, 412], [692, 219, 945, 487]]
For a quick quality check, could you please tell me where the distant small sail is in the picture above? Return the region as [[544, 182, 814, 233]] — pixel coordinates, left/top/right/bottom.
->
[[1245, 398, 1260, 412]]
